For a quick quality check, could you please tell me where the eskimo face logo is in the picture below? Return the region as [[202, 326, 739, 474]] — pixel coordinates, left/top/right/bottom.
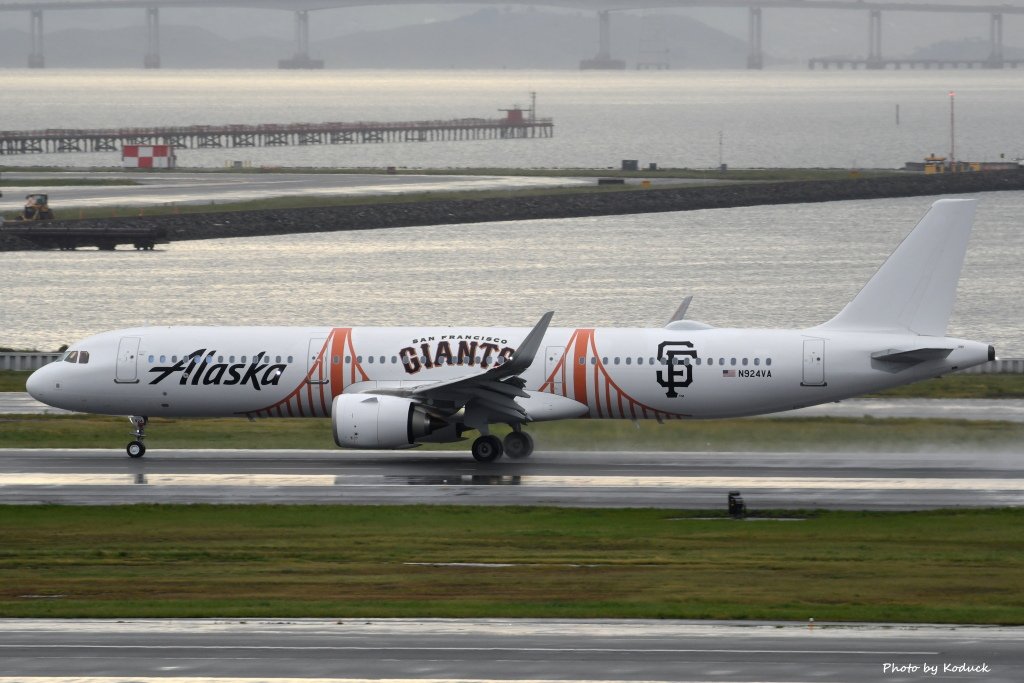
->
[[148, 348, 288, 390], [656, 341, 696, 398]]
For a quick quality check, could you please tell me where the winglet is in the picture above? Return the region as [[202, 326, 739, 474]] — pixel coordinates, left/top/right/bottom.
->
[[499, 311, 554, 377]]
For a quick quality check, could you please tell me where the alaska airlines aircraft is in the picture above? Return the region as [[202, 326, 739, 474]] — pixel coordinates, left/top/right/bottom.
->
[[27, 199, 994, 461]]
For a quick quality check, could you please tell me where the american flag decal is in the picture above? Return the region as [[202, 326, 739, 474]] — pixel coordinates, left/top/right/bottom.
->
[[722, 369, 736, 378]]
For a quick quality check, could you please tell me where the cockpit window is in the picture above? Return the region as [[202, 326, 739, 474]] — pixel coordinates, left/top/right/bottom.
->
[[78, 351, 90, 364], [64, 351, 79, 363]]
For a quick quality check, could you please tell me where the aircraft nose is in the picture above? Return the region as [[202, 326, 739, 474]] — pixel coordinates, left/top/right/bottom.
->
[[26, 366, 49, 402]]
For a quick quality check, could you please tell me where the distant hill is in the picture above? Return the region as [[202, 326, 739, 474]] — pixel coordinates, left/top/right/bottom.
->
[[0, 8, 750, 70], [907, 37, 1024, 61]]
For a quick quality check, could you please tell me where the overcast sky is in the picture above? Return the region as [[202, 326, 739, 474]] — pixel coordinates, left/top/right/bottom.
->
[[0, 2, 1016, 65]]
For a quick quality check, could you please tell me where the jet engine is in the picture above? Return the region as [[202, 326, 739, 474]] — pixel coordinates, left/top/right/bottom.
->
[[332, 394, 446, 449]]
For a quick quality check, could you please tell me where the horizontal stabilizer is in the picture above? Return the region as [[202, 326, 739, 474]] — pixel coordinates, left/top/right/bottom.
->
[[871, 347, 953, 364]]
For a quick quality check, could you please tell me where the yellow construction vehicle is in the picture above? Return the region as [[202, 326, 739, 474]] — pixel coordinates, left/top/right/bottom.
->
[[18, 193, 54, 221]]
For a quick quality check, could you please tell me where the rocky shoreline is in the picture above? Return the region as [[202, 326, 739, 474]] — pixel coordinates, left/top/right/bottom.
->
[[2, 170, 1022, 251]]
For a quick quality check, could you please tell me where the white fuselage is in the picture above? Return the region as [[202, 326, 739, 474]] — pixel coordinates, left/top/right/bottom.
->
[[26, 324, 991, 421]]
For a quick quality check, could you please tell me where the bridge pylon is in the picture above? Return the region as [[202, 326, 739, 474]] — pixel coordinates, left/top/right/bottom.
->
[[144, 7, 160, 69], [987, 13, 1005, 68], [580, 10, 625, 70], [867, 9, 884, 69], [279, 10, 324, 69], [28, 10, 44, 69], [747, 7, 763, 70]]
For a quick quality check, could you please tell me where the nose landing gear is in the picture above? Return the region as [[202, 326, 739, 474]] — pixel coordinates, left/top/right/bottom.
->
[[127, 415, 148, 458]]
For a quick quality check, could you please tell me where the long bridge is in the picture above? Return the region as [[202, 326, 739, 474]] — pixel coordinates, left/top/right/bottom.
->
[[0, 115, 555, 156], [0, 0, 1023, 70]]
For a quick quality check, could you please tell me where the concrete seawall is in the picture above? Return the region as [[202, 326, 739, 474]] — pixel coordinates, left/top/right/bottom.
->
[[2, 170, 1022, 251]]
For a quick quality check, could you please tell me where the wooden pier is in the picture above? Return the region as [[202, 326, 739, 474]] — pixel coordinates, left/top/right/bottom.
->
[[809, 57, 1024, 70], [0, 114, 554, 156]]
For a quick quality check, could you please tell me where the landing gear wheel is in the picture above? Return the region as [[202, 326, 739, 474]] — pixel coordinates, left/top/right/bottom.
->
[[471, 434, 504, 462], [127, 415, 148, 458], [503, 431, 534, 459]]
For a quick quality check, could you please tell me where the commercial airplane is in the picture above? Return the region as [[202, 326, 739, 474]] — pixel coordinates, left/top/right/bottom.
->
[[27, 198, 994, 462]]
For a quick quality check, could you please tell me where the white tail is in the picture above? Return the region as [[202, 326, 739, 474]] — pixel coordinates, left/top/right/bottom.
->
[[819, 198, 977, 336]]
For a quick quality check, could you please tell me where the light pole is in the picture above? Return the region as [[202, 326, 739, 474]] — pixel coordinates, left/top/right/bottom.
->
[[949, 91, 956, 167]]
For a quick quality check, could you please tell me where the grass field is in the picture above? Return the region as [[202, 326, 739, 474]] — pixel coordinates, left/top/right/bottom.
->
[[0, 506, 1020, 623], [1, 413, 1021, 452]]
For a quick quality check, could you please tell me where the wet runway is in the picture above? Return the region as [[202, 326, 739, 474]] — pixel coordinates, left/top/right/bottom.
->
[[6, 391, 1024, 422], [1, 171, 592, 209], [1, 447, 1020, 509], [0, 618, 1019, 682]]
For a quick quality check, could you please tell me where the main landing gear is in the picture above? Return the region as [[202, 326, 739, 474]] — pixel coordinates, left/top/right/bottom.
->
[[470, 428, 535, 463], [127, 415, 148, 458]]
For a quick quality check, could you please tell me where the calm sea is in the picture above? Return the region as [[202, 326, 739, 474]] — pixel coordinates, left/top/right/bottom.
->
[[0, 69, 1022, 169], [2, 192, 1021, 355], [0, 69, 1021, 354]]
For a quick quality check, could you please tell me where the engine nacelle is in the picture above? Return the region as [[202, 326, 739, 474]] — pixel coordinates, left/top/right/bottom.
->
[[332, 393, 445, 449]]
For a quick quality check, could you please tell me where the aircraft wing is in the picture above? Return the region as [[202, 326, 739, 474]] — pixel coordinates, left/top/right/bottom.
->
[[369, 312, 555, 423]]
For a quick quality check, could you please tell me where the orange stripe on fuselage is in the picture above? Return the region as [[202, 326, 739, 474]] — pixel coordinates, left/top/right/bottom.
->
[[573, 329, 592, 408]]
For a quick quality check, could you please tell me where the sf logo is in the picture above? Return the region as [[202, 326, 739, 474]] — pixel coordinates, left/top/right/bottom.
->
[[656, 341, 696, 398]]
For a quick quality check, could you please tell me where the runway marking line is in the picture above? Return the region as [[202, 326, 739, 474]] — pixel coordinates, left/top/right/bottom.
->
[[0, 473, 1020, 490], [0, 644, 940, 655]]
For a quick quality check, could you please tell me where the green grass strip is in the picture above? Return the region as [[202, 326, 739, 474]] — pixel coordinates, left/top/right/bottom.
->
[[1, 414, 1022, 451], [0, 506, 1020, 623]]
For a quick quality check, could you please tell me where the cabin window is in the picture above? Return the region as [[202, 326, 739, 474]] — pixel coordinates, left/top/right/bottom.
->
[[590, 357, 597, 365], [730, 358, 737, 366], [160, 355, 167, 363], [217, 356, 223, 363], [614, 357, 620, 365], [696, 358, 702, 365], [578, 357, 585, 365], [288, 356, 294, 363], [367, 356, 374, 364], [333, 355, 340, 365], [148, 355, 154, 363], [78, 351, 90, 364], [602, 357, 608, 365], [240, 356, 246, 363], [345, 356, 351, 364], [357, 356, 363, 363], [275, 356, 281, 364], [391, 356, 397, 364], [742, 358, 749, 366], [625, 357, 632, 365], [766, 358, 772, 366], [719, 358, 725, 366]]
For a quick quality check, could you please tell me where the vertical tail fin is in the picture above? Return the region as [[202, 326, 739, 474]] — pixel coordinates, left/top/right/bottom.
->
[[819, 198, 977, 335]]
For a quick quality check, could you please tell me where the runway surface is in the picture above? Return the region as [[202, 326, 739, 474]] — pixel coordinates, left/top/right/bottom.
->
[[0, 618, 1019, 682], [5, 392, 1024, 421], [1, 171, 594, 209], [1, 447, 1020, 509]]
